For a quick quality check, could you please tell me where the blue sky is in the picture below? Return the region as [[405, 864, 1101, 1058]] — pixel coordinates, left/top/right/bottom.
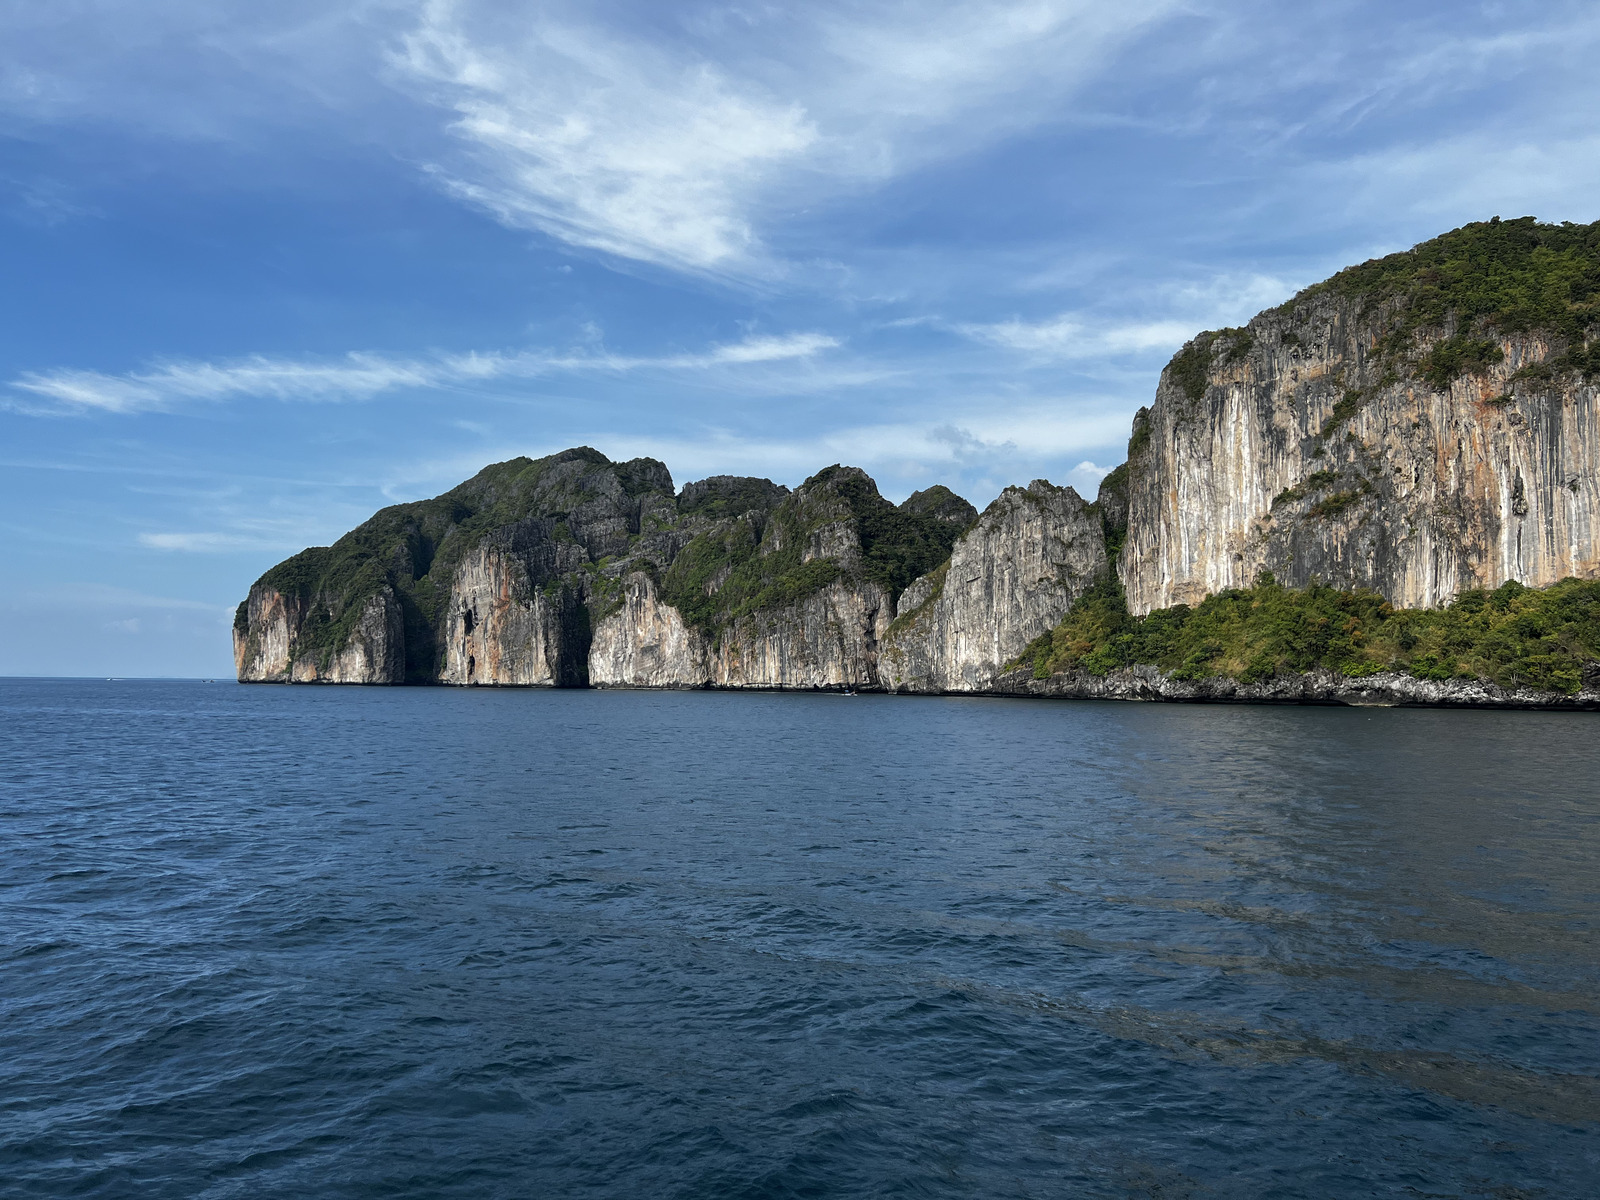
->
[[4, 0, 1598, 677]]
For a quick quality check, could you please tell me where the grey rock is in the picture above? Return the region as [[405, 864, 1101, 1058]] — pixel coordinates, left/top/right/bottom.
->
[[881, 480, 1107, 693], [1120, 300, 1600, 614], [988, 663, 1600, 710]]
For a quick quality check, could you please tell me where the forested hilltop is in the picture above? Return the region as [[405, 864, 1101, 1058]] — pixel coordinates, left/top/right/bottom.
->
[[235, 218, 1600, 706]]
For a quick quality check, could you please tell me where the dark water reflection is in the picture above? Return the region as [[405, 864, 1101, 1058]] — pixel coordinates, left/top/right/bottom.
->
[[3, 680, 1597, 1197]]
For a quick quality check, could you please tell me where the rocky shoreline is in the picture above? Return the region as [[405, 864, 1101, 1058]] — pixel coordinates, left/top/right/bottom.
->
[[979, 663, 1600, 710], [575, 665, 1600, 709]]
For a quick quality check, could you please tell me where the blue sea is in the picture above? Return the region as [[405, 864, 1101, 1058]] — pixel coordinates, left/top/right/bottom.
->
[[3, 678, 1598, 1198]]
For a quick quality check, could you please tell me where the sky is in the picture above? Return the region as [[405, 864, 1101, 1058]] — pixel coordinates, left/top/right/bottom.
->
[[3, 0, 1598, 677]]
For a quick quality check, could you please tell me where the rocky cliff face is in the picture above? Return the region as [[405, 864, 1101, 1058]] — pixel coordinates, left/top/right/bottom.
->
[[232, 582, 405, 683], [989, 662, 1600, 710], [238, 449, 964, 689], [588, 572, 709, 688], [588, 465, 923, 689], [236, 220, 1599, 699], [438, 545, 580, 686], [1122, 219, 1600, 614], [881, 481, 1106, 693]]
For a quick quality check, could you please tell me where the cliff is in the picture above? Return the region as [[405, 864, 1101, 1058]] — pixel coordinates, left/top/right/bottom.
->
[[235, 217, 1600, 707], [881, 481, 1105, 692], [1120, 217, 1600, 614], [236, 452, 969, 689]]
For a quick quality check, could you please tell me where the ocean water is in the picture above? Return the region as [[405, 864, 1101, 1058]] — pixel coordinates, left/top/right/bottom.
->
[[3, 679, 1598, 1199]]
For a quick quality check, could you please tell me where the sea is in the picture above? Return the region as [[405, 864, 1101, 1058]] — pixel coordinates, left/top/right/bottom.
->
[[3, 678, 1598, 1198]]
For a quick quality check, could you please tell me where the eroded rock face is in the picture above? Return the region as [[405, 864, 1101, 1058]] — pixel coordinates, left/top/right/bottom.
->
[[233, 585, 303, 682], [713, 579, 893, 689], [589, 573, 710, 688], [232, 583, 404, 684], [325, 589, 406, 683], [881, 481, 1107, 693], [1120, 299, 1600, 614], [439, 545, 579, 686], [236, 450, 945, 689]]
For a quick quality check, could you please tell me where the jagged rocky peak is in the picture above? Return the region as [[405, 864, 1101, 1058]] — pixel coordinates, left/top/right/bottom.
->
[[881, 479, 1109, 694], [237, 449, 985, 690], [899, 485, 979, 528], [1095, 462, 1130, 547], [1119, 216, 1600, 614], [677, 475, 790, 518], [590, 463, 973, 690]]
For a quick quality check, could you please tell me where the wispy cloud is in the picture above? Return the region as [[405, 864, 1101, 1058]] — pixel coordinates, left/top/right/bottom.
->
[[8, 332, 842, 414], [138, 531, 262, 552], [4, 582, 233, 614], [960, 316, 1197, 360], [393, 0, 1178, 275], [955, 272, 1300, 361]]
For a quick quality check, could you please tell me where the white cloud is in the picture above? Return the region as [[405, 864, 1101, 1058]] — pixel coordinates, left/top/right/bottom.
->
[[1071, 459, 1113, 480], [961, 315, 1198, 359], [138, 531, 259, 552], [549, 400, 1137, 497], [8, 331, 841, 414], [955, 271, 1301, 361], [393, 0, 1179, 275]]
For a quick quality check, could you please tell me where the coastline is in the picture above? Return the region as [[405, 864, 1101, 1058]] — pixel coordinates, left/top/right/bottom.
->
[[238, 667, 1600, 709], [976, 664, 1600, 710]]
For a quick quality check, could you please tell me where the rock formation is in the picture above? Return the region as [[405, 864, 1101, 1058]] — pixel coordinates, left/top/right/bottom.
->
[[237, 451, 963, 690], [1120, 217, 1600, 614], [235, 217, 1600, 705], [881, 481, 1105, 692]]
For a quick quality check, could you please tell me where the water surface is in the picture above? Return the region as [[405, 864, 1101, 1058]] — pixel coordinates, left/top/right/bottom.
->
[[3, 680, 1598, 1197]]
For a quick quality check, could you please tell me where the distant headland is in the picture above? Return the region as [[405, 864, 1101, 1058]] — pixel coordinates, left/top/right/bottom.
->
[[234, 218, 1600, 708]]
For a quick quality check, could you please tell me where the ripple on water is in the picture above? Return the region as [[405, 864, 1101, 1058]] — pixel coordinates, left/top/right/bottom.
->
[[2, 680, 1598, 1198]]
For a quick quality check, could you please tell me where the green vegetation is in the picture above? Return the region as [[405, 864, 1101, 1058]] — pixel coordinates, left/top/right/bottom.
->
[[1167, 335, 1215, 402], [1309, 216, 1600, 386], [1162, 218, 1600, 407], [658, 512, 830, 638], [885, 561, 949, 638], [1166, 327, 1252, 402], [659, 466, 966, 640], [1316, 216, 1600, 343], [826, 468, 966, 597], [1320, 387, 1370, 437], [899, 484, 978, 528], [1095, 462, 1131, 561], [677, 476, 786, 519], [1272, 470, 1341, 507], [1126, 411, 1153, 458], [1307, 487, 1369, 519], [1014, 574, 1600, 695], [1418, 335, 1505, 390]]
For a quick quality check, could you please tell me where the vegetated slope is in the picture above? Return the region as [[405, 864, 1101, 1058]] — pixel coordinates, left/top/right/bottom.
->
[[658, 465, 972, 643], [1014, 574, 1600, 696], [234, 449, 675, 682]]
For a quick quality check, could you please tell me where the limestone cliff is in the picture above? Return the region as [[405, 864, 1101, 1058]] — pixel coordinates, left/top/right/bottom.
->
[[881, 481, 1106, 693], [238, 450, 962, 689], [590, 465, 933, 689], [1121, 217, 1600, 614], [233, 217, 1600, 708], [588, 573, 709, 688], [232, 581, 405, 684]]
